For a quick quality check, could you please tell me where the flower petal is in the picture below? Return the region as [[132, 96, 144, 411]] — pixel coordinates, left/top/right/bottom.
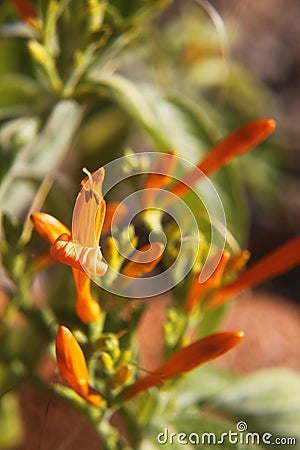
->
[[30, 212, 70, 244], [118, 330, 244, 401], [56, 326, 104, 407], [50, 233, 107, 276], [73, 167, 105, 247], [170, 119, 276, 197], [72, 268, 101, 323]]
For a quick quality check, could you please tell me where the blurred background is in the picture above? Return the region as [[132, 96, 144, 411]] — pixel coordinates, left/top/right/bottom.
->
[[209, 0, 300, 373], [1, 0, 300, 448]]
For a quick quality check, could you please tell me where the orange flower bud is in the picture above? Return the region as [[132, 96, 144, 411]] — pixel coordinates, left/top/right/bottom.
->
[[11, 0, 37, 24], [121, 243, 164, 279], [170, 119, 276, 198], [56, 326, 104, 407], [118, 330, 244, 401], [208, 235, 300, 309]]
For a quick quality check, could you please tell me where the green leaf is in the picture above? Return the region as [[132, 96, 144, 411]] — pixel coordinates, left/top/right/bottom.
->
[[0, 74, 40, 112], [214, 368, 300, 446], [90, 73, 172, 150], [0, 99, 83, 218], [176, 365, 238, 408], [168, 92, 222, 147], [89, 73, 214, 160]]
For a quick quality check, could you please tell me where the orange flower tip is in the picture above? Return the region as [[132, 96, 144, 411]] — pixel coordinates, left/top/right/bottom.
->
[[267, 118, 276, 130], [30, 212, 70, 244], [255, 118, 276, 140], [242, 118, 276, 146], [56, 325, 105, 407], [232, 330, 244, 341]]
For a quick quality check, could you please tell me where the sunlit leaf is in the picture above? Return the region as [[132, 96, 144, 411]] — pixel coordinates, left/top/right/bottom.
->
[[214, 368, 300, 444]]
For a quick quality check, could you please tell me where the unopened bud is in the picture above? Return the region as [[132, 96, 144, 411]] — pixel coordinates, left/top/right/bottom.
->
[[110, 365, 132, 389], [28, 40, 48, 65], [100, 352, 114, 373]]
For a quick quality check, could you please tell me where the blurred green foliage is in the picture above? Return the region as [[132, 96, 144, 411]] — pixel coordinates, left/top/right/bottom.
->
[[0, 2, 297, 450]]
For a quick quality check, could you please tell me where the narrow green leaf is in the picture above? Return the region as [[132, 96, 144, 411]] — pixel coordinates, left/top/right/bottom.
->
[[91, 73, 172, 150], [214, 368, 300, 443], [0, 100, 83, 219]]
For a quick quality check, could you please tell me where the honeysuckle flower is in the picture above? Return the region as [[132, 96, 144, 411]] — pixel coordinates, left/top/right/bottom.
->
[[31, 167, 165, 320], [31, 210, 102, 323], [170, 119, 276, 198], [185, 250, 230, 313], [56, 326, 105, 407], [50, 167, 107, 277], [117, 330, 244, 401], [30, 167, 108, 322], [207, 235, 300, 309], [10, 0, 37, 24]]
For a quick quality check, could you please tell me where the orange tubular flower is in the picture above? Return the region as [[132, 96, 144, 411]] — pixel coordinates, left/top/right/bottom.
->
[[185, 250, 230, 313], [10, 0, 37, 24], [30, 167, 108, 322], [56, 326, 104, 407], [118, 330, 244, 401], [170, 119, 276, 198], [208, 235, 300, 309], [51, 167, 107, 277]]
